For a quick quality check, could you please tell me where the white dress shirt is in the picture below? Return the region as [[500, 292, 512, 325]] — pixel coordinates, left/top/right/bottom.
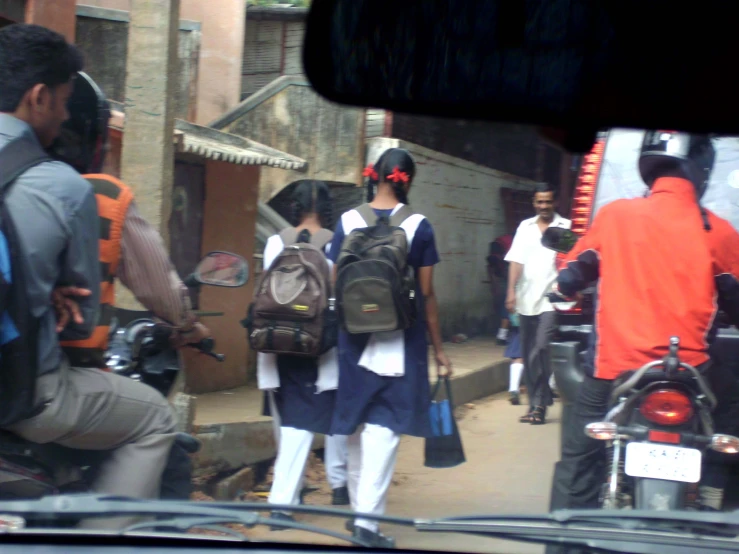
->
[[504, 213, 572, 316]]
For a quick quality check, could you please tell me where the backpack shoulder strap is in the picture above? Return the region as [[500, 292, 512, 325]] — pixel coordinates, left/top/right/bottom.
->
[[355, 203, 377, 226], [311, 228, 334, 250], [278, 227, 299, 246], [390, 204, 414, 227], [0, 138, 51, 195]]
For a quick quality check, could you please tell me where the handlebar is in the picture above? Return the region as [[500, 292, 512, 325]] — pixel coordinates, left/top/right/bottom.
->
[[189, 337, 225, 362], [547, 291, 570, 303], [136, 322, 225, 362]]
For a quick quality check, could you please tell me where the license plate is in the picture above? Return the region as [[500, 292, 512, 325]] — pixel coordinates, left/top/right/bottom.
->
[[624, 441, 702, 483]]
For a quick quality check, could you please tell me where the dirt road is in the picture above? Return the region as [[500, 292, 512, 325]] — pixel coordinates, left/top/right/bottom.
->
[[248, 392, 562, 554]]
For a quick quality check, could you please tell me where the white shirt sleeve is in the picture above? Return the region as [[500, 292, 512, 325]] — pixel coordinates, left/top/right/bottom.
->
[[324, 241, 334, 271], [504, 226, 526, 264], [263, 235, 284, 270]]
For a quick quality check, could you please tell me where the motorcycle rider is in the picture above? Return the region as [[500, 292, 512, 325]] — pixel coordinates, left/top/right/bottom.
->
[[0, 23, 177, 529], [47, 72, 211, 500], [547, 131, 739, 534]]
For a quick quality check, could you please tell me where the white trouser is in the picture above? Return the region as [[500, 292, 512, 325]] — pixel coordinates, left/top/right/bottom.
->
[[269, 428, 351, 508], [268, 426, 314, 508], [347, 423, 401, 532], [509, 362, 524, 392], [325, 434, 349, 489]]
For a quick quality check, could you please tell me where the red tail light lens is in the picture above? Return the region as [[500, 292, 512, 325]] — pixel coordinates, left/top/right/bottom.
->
[[639, 389, 694, 426]]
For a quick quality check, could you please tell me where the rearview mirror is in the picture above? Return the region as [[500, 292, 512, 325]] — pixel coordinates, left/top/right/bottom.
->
[[541, 227, 579, 254], [304, 0, 739, 148], [193, 252, 249, 288]]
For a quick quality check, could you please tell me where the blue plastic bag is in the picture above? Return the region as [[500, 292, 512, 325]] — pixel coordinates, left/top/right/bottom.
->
[[429, 396, 454, 437], [425, 377, 466, 468]]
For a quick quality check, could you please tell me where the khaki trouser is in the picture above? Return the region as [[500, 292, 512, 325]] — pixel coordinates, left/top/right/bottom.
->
[[4, 360, 177, 530]]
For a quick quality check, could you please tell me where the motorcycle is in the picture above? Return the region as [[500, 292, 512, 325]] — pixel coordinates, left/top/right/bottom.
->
[[0, 251, 248, 504], [543, 227, 739, 510]]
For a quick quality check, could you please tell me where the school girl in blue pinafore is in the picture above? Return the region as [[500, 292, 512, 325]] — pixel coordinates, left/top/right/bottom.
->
[[327, 148, 452, 547], [257, 181, 349, 527]]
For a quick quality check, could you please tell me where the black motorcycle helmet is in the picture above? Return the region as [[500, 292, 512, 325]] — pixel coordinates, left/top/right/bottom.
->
[[638, 131, 716, 199], [48, 71, 111, 174]]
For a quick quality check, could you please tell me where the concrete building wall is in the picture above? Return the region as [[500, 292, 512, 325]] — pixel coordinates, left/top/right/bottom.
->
[[367, 137, 538, 338], [78, 0, 246, 125], [219, 79, 364, 201], [75, 5, 200, 121]]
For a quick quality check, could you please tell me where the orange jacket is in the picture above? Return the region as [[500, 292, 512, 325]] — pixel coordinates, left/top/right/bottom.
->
[[60, 174, 134, 368], [559, 177, 739, 380]]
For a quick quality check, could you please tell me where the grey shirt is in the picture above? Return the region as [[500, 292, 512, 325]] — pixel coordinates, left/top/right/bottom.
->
[[0, 114, 100, 374]]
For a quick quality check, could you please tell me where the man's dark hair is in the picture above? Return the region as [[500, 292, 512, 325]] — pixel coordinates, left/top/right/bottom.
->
[[534, 183, 557, 199], [0, 24, 84, 112]]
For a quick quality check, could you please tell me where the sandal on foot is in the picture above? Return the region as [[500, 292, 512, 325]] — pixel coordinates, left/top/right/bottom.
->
[[519, 409, 534, 423], [530, 406, 546, 425]]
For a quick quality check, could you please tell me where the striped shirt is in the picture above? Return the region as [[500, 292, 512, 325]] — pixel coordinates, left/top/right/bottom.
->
[[119, 201, 196, 331]]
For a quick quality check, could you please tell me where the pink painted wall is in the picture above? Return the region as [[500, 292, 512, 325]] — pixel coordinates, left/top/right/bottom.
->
[[78, 0, 246, 125]]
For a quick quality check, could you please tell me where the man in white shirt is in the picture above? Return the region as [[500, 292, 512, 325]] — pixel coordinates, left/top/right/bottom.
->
[[504, 185, 571, 424]]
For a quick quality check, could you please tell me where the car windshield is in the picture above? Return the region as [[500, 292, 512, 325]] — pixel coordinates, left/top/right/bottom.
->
[[5, 3, 739, 554]]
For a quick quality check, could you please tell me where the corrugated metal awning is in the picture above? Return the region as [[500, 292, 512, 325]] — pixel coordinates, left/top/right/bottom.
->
[[108, 104, 309, 172]]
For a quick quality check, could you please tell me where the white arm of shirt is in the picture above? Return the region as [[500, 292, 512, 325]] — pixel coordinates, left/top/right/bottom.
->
[[262, 235, 283, 271], [504, 225, 527, 265]]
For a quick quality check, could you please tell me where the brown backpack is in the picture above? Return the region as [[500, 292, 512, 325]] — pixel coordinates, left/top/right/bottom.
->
[[244, 228, 336, 357]]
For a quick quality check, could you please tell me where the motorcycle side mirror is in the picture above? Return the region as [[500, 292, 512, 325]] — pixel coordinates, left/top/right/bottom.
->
[[188, 251, 249, 288], [541, 227, 579, 254]]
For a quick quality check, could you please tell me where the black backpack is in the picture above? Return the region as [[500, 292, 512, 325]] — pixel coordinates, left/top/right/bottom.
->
[[335, 203, 417, 334], [0, 138, 52, 425]]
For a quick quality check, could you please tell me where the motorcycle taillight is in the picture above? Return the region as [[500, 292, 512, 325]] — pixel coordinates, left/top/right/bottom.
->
[[639, 389, 694, 426]]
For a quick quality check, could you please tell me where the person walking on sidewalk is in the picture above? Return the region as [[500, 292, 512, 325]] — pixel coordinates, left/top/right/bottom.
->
[[504, 184, 571, 425], [257, 180, 348, 527], [328, 148, 452, 548], [487, 234, 514, 344], [505, 311, 525, 405]]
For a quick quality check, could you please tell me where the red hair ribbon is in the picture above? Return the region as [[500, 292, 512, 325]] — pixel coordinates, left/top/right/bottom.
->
[[387, 166, 409, 184], [362, 164, 378, 180]]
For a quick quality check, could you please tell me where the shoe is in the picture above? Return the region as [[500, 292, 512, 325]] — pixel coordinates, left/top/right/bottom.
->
[[530, 406, 547, 425], [519, 408, 534, 423], [269, 511, 296, 531], [332, 485, 350, 506], [509, 391, 520, 405], [353, 525, 396, 548]]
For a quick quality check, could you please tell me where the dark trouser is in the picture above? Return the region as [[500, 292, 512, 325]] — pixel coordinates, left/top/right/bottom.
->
[[159, 441, 194, 500], [702, 361, 739, 490], [545, 376, 612, 554], [519, 311, 556, 409]]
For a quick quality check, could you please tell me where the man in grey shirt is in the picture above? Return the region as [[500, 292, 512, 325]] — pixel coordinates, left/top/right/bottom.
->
[[0, 23, 176, 529]]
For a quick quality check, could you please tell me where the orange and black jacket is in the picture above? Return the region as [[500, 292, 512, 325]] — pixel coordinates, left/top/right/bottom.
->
[[559, 177, 739, 381], [60, 174, 134, 368]]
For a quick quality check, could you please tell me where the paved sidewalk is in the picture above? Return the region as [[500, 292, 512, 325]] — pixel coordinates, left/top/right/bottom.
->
[[192, 338, 509, 474]]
